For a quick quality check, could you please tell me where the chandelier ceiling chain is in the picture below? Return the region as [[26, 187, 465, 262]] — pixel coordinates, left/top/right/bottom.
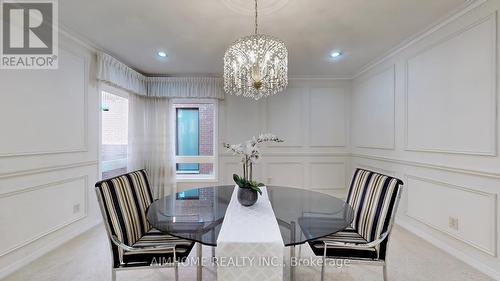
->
[[223, 0, 289, 100], [254, 0, 258, 35]]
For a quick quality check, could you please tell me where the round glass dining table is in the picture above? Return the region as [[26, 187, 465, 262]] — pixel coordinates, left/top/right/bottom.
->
[[147, 185, 354, 247]]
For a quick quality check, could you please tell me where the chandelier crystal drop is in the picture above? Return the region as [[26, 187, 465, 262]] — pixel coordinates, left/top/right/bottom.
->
[[223, 0, 288, 100]]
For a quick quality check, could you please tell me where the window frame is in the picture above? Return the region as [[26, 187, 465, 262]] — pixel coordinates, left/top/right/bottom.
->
[[171, 98, 218, 183]]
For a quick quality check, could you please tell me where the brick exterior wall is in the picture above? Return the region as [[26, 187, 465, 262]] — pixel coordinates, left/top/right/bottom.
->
[[101, 144, 127, 161], [102, 92, 128, 145]]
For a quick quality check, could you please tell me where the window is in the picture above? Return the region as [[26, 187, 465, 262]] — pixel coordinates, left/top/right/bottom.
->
[[176, 108, 200, 173], [101, 89, 128, 179], [174, 100, 217, 181]]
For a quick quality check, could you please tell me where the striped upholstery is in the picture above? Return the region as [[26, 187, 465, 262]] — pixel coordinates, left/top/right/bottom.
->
[[131, 229, 193, 250], [319, 227, 369, 245], [347, 169, 402, 244], [309, 227, 378, 259], [309, 169, 403, 260], [96, 170, 153, 246], [95, 170, 194, 267]]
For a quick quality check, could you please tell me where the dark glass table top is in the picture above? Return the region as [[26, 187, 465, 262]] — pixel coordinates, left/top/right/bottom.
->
[[146, 185, 354, 247]]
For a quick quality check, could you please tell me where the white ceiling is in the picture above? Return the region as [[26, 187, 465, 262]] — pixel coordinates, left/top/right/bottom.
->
[[60, 0, 466, 76]]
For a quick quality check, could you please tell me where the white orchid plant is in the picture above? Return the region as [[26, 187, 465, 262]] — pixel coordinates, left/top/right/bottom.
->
[[223, 133, 284, 194]]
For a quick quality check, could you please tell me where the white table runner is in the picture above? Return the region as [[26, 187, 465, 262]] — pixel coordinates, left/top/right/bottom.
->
[[216, 186, 284, 281]]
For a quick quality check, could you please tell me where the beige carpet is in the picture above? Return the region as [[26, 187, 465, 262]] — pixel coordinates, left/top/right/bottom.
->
[[3, 224, 493, 281]]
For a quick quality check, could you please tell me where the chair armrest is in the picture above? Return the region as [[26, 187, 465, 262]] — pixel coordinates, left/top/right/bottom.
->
[[324, 231, 390, 250], [109, 235, 177, 252]]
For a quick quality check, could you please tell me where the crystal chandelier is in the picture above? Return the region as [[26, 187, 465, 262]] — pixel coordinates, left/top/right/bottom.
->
[[223, 0, 288, 100]]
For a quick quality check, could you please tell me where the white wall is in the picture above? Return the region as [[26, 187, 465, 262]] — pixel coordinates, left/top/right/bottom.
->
[[351, 1, 500, 278], [177, 79, 352, 196], [217, 79, 352, 198], [0, 33, 101, 278]]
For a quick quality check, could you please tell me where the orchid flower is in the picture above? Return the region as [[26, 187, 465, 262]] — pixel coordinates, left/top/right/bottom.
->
[[223, 133, 284, 181]]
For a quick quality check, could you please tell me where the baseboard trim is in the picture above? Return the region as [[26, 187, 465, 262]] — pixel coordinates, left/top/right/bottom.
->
[[0, 218, 102, 279], [397, 218, 500, 280]]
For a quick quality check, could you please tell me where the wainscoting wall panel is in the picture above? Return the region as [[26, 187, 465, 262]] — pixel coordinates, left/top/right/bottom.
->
[[0, 48, 88, 156], [407, 176, 496, 255], [217, 79, 352, 197], [309, 88, 346, 147], [352, 65, 395, 150], [309, 162, 346, 190], [266, 87, 304, 147], [0, 33, 100, 279], [351, 1, 500, 278], [266, 162, 305, 187], [223, 93, 261, 144], [405, 14, 497, 155], [0, 176, 88, 256], [218, 155, 351, 198]]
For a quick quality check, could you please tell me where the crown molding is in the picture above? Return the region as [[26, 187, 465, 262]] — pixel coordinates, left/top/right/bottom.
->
[[352, 0, 489, 79], [288, 75, 352, 80], [57, 22, 102, 52]]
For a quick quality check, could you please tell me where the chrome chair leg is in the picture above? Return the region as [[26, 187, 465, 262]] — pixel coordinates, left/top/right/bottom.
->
[[290, 221, 296, 281], [320, 256, 325, 281], [197, 243, 202, 281], [298, 231, 303, 259], [383, 263, 388, 281], [174, 262, 179, 281], [321, 243, 326, 281], [211, 230, 216, 260]]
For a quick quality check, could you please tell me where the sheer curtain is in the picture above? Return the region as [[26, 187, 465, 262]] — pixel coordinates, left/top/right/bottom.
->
[[127, 94, 175, 198]]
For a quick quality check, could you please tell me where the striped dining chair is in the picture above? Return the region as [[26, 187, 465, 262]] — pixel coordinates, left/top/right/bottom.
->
[[95, 170, 195, 281], [307, 168, 404, 281]]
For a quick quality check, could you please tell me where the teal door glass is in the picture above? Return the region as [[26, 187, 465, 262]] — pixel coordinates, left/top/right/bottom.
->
[[176, 108, 199, 172]]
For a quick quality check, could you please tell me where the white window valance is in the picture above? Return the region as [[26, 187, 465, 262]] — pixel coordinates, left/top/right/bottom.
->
[[96, 52, 224, 100]]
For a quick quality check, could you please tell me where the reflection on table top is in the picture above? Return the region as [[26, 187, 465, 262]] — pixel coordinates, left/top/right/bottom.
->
[[147, 185, 354, 246]]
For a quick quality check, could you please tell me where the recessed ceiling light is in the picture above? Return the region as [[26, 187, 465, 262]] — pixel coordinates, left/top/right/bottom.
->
[[157, 51, 168, 58], [330, 51, 342, 58]]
